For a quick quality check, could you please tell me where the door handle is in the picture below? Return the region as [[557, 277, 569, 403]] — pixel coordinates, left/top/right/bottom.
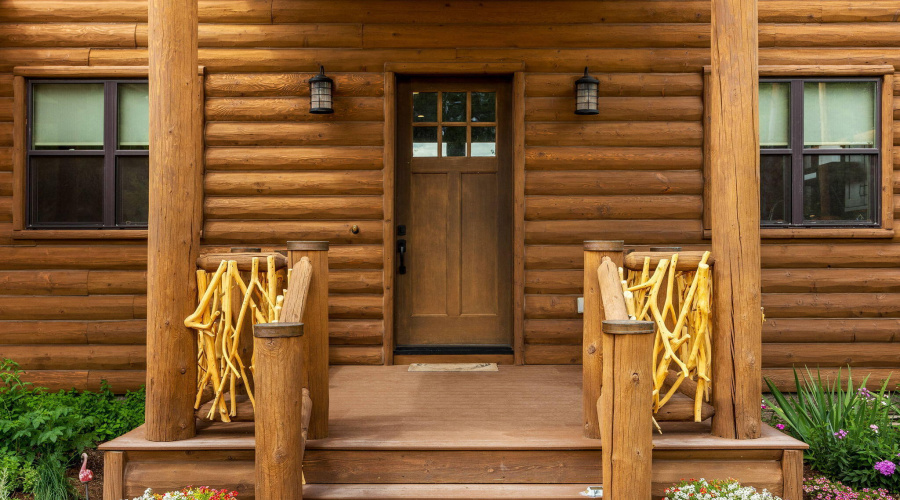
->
[[397, 239, 407, 275]]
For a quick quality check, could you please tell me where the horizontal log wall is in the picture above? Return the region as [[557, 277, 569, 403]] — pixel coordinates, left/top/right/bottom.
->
[[0, 0, 897, 390]]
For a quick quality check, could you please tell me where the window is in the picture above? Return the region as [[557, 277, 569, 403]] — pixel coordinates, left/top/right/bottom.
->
[[26, 79, 149, 229], [411, 90, 497, 158], [759, 78, 880, 227]]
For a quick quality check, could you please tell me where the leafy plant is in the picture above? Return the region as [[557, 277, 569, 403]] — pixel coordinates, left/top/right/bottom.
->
[[32, 455, 70, 500], [765, 367, 900, 493], [664, 478, 781, 500]]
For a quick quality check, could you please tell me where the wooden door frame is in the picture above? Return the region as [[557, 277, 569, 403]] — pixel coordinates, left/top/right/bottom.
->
[[382, 65, 526, 365]]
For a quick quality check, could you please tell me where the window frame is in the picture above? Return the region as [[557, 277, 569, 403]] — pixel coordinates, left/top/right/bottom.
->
[[25, 78, 149, 230], [701, 65, 895, 239], [759, 76, 881, 228]]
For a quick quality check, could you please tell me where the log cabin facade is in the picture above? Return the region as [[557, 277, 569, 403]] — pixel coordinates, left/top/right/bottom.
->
[[1, 0, 898, 392], [0, 0, 896, 497]]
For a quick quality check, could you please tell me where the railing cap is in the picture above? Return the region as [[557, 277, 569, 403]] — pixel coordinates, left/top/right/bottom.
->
[[583, 240, 624, 252], [287, 241, 330, 251], [602, 320, 655, 335], [254, 322, 304, 338]]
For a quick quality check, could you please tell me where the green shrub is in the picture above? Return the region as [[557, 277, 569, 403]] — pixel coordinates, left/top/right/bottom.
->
[[0, 359, 146, 499], [765, 368, 900, 493]]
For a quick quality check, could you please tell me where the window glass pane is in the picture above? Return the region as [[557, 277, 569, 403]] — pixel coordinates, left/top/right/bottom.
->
[[760, 155, 790, 223], [31, 156, 104, 225], [471, 126, 496, 157], [442, 92, 466, 122], [804, 82, 876, 149], [412, 126, 437, 157], [118, 83, 149, 150], [442, 126, 466, 157], [471, 92, 496, 122], [117, 156, 149, 225], [803, 154, 875, 223], [759, 82, 790, 149], [32, 83, 104, 150], [413, 92, 437, 122]]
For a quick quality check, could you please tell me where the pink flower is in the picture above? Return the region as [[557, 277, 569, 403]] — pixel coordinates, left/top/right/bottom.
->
[[775, 424, 785, 430], [834, 429, 848, 439], [870, 424, 879, 433], [874, 460, 896, 476]]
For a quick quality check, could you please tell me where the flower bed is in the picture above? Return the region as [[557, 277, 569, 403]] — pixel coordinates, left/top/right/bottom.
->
[[664, 478, 781, 500]]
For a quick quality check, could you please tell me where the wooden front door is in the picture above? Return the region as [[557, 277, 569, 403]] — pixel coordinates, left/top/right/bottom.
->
[[395, 77, 513, 349]]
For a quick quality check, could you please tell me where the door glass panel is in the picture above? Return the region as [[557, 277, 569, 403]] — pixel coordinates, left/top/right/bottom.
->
[[413, 92, 437, 122], [31, 156, 104, 225], [759, 82, 789, 149], [32, 83, 105, 150], [802, 154, 874, 223], [471, 92, 496, 122], [442, 92, 466, 122], [412, 127, 438, 157], [471, 126, 496, 157], [760, 155, 790, 223], [118, 83, 149, 150], [117, 156, 149, 225], [804, 82, 876, 149], [442, 126, 466, 157]]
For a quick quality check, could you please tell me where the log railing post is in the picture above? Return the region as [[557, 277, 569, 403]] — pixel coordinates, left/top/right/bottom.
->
[[145, 0, 199, 442], [287, 241, 330, 439], [601, 320, 655, 500], [710, 0, 762, 439], [583, 241, 624, 438], [254, 322, 305, 500]]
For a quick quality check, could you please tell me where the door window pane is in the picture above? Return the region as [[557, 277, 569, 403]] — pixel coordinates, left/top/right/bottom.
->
[[471, 92, 496, 122], [31, 156, 104, 225], [759, 82, 790, 149], [413, 127, 438, 157], [804, 82, 876, 149], [802, 155, 874, 223], [118, 83, 149, 150], [117, 156, 149, 225], [442, 126, 466, 157], [413, 92, 437, 122], [471, 127, 496, 157], [32, 83, 104, 150], [761, 156, 790, 223], [442, 92, 466, 122]]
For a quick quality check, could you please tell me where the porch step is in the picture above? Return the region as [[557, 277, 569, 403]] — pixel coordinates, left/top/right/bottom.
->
[[303, 484, 595, 499]]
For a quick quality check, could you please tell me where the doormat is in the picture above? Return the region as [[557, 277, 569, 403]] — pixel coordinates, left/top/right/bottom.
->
[[408, 363, 498, 372]]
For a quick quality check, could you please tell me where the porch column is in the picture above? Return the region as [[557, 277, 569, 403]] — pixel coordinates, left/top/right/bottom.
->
[[709, 0, 762, 439], [145, 0, 200, 441]]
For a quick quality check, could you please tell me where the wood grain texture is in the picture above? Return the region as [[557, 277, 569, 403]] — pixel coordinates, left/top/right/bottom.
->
[[709, 0, 762, 440], [144, 0, 198, 442], [103, 451, 125, 500]]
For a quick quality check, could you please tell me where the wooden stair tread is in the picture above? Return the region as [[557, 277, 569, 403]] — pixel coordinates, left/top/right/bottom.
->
[[303, 484, 595, 499]]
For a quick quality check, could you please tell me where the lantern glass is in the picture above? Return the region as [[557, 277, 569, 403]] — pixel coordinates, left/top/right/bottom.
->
[[309, 66, 334, 114], [574, 67, 600, 115]]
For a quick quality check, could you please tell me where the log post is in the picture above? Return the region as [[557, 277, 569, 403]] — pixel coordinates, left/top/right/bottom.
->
[[287, 241, 330, 439], [600, 320, 655, 500], [582, 240, 624, 438], [254, 322, 305, 500], [145, 0, 199, 441], [102, 451, 125, 500], [710, 0, 762, 439]]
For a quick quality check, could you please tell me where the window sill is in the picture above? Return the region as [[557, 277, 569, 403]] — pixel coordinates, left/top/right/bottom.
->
[[702, 228, 894, 239], [12, 229, 148, 240]]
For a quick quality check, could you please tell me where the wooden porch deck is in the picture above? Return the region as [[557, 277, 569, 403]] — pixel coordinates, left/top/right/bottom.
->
[[101, 366, 806, 499]]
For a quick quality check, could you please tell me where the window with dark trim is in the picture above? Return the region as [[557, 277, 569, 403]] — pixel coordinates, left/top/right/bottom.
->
[[26, 79, 149, 229], [760, 77, 881, 228]]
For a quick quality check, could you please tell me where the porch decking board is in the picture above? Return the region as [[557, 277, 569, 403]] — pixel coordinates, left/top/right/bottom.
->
[[102, 366, 805, 499]]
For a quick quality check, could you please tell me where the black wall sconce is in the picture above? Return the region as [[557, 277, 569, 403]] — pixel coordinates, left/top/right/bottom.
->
[[575, 67, 599, 115], [309, 66, 334, 114]]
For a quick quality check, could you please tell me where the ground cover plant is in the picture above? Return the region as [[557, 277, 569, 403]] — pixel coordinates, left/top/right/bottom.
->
[[764, 369, 900, 495], [664, 478, 782, 500], [0, 359, 145, 500]]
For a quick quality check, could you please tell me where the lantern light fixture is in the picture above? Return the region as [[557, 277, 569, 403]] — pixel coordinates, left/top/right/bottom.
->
[[574, 67, 599, 115], [309, 65, 334, 114]]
